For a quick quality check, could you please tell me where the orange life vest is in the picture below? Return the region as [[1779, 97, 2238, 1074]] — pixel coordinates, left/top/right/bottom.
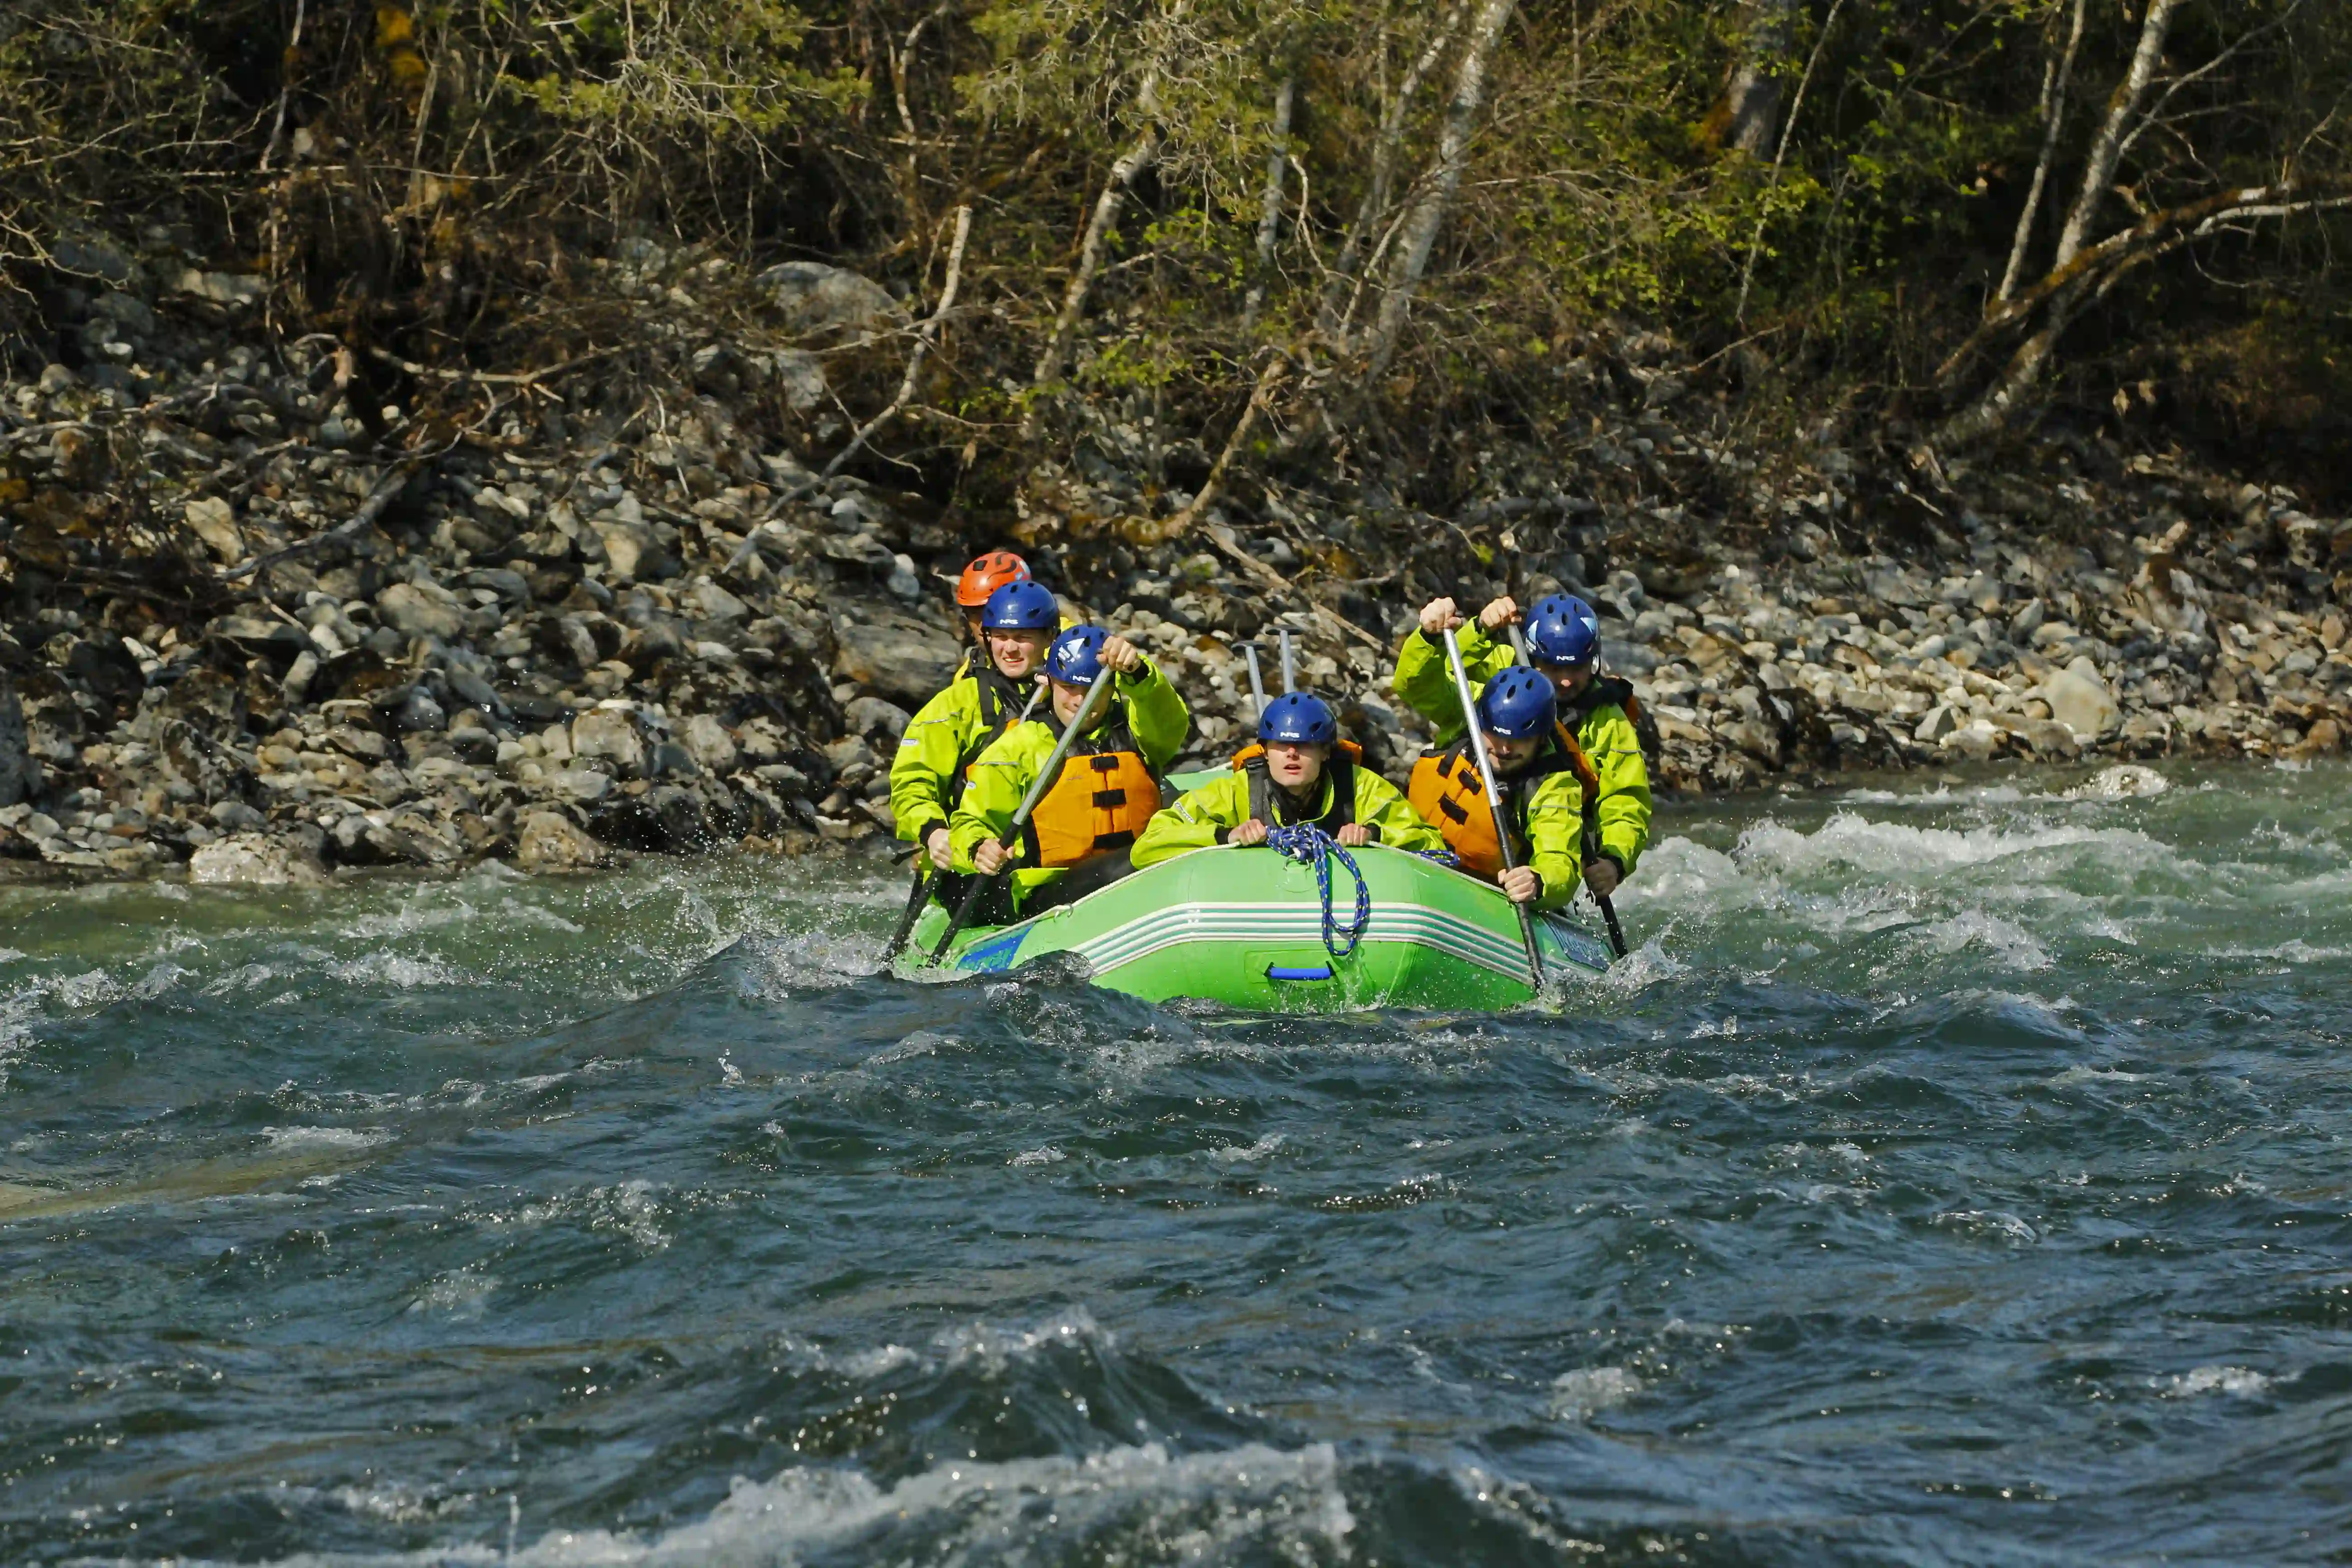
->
[[1229, 741, 1364, 832], [1022, 735, 1161, 868], [1407, 742, 1573, 879]]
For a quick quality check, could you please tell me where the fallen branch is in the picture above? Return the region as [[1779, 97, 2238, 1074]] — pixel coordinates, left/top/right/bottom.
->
[[219, 456, 427, 583], [1126, 354, 1289, 548], [365, 343, 621, 395]]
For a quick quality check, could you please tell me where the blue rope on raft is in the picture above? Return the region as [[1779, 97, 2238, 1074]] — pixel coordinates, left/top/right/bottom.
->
[[1264, 824, 1372, 960]]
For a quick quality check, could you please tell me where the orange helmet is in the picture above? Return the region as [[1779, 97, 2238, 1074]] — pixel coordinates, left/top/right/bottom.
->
[[955, 550, 1031, 608]]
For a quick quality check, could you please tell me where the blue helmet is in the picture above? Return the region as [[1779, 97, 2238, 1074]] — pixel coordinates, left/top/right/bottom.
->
[[1523, 594, 1600, 668], [1476, 667, 1557, 741], [1044, 625, 1109, 686], [981, 579, 1060, 631], [1257, 692, 1338, 746]]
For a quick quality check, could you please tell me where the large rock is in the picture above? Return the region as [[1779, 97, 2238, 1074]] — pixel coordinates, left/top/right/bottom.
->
[[830, 611, 960, 708], [183, 496, 245, 564], [681, 714, 739, 774], [189, 832, 328, 887], [756, 261, 909, 340], [0, 678, 37, 808], [2042, 660, 2121, 739], [515, 810, 608, 873], [377, 581, 466, 641], [571, 710, 645, 773], [593, 521, 662, 583]]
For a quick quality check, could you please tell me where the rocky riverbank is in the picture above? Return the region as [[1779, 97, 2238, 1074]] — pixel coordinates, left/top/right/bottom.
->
[[3, 232, 2347, 883]]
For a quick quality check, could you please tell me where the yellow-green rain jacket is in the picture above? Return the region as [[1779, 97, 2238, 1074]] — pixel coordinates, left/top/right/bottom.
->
[[889, 649, 1039, 848], [1392, 624, 1652, 879], [1130, 756, 1444, 867], [948, 658, 1190, 908]]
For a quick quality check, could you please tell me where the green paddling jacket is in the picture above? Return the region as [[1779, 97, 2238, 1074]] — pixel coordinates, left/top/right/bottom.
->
[[1130, 751, 1444, 867], [888, 648, 1038, 850], [948, 656, 1190, 908], [1392, 624, 1652, 881]]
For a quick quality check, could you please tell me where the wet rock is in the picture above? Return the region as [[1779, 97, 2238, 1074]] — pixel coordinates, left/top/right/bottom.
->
[[0, 680, 38, 808], [2042, 661, 2121, 739], [377, 581, 466, 641], [756, 261, 909, 339], [2065, 764, 2169, 800], [189, 832, 327, 887], [831, 610, 960, 708], [571, 709, 646, 774], [183, 496, 245, 564], [515, 809, 608, 872], [842, 696, 912, 742], [545, 766, 614, 803], [681, 714, 738, 774]]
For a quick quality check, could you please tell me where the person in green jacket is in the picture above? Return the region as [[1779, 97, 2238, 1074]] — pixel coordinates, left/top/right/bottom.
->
[[890, 579, 1058, 872], [1393, 591, 1651, 898], [950, 624, 1190, 917], [1131, 692, 1444, 867], [1405, 668, 1586, 910]]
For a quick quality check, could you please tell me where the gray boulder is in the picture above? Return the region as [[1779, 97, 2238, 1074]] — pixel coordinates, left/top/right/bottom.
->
[[831, 611, 960, 708], [0, 679, 38, 808], [756, 262, 908, 340], [2043, 660, 2121, 739], [516, 810, 608, 873], [190, 832, 328, 887], [377, 581, 466, 641], [572, 709, 646, 774]]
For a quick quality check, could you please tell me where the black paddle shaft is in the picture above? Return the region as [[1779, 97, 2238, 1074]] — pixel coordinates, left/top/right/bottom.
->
[[881, 859, 933, 963]]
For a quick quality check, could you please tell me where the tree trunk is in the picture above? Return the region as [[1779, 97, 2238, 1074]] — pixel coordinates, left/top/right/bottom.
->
[[1240, 76, 1295, 335], [1715, 0, 1796, 155], [1317, 1, 1465, 340], [1361, 0, 1516, 379], [1997, 0, 2088, 304], [1032, 50, 1172, 389], [2053, 0, 2180, 270]]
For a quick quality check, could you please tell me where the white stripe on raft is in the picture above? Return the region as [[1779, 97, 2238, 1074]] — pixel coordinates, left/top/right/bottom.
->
[[1061, 900, 1610, 981]]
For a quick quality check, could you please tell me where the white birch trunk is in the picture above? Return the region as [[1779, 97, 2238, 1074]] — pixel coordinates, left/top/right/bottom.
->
[[1240, 77, 1296, 334], [1997, 0, 2088, 303], [2053, 0, 2180, 270], [1361, 0, 1516, 378]]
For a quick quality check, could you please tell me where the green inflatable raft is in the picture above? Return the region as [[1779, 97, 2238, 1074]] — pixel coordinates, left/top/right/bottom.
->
[[898, 840, 1616, 1011]]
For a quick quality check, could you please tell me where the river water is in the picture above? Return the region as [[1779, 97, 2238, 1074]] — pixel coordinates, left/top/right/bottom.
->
[[4, 762, 2349, 1566]]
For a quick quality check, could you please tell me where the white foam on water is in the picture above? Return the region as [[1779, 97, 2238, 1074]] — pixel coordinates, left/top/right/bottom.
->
[[2051, 1065, 2151, 1087], [1205, 1134, 1283, 1164], [2157, 1365, 2272, 1398], [490, 1180, 671, 1252], [406, 1267, 498, 1319], [932, 1308, 1112, 1375], [1548, 1365, 1644, 1421], [1734, 811, 2168, 879], [2064, 764, 2170, 800], [488, 1440, 1353, 1568], [262, 1127, 394, 1151], [0, 947, 24, 964], [1009, 1144, 1066, 1166], [738, 930, 880, 993], [1930, 1209, 2040, 1244], [327, 952, 469, 990], [1913, 910, 2052, 971]]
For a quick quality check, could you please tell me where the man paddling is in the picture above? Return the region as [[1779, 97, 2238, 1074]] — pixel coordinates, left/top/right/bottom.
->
[[1394, 593, 1651, 899], [1132, 692, 1442, 866], [1406, 668, 1583, 909], [950, 625, 1190, 918], [890, 578, 1058, 873]]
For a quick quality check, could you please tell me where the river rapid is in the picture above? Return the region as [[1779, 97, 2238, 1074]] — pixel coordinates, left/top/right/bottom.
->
[[4, 762, 2349, 1566]]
